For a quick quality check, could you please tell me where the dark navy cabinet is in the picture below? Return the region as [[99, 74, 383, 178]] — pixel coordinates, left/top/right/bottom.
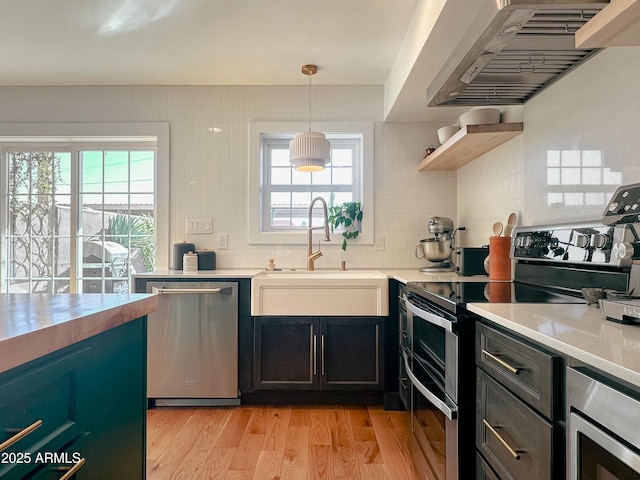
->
[[253, 316, 385, 392]]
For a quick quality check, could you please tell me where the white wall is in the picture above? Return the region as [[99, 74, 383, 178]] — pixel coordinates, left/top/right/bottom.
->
[[6, 45, 628, 267], [457, 46, 640, 246], [0, 85, 456, 269]]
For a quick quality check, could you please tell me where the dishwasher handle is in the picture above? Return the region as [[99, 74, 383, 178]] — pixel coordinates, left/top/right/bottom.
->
[[152, 287, 233, 295]]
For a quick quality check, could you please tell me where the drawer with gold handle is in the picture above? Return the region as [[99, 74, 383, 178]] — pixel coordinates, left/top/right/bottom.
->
[[58, 457, 86, 480], [481, 349, 520, 375], [477, 369, 555, 480], [476, 323, 560, 419], [0, 420, 43, 453], [482, 419, 521, 460]]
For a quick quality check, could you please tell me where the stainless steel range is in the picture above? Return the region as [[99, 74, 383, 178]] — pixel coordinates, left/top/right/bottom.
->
[[402, 220, 638, 480]]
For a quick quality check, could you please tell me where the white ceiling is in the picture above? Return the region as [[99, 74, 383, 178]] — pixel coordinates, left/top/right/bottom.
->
[[0, 0, 486, 122]]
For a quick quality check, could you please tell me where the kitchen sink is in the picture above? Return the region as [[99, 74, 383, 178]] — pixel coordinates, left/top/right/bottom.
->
[[250, 270, 389, 316]]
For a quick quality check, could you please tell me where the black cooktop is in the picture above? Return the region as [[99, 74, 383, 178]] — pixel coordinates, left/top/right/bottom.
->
[[407, 280, 586, 314]]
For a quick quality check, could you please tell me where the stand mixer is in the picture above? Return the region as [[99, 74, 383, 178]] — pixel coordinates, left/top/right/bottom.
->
[[415, 216, 463, 272]]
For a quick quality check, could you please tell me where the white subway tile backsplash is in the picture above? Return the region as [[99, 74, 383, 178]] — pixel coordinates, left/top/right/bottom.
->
[[457, 47, 640, 245], [0, 83, 452, 269]]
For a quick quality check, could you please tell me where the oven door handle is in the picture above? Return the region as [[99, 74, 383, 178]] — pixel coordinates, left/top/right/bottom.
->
[[402, 349, 457, 421], [404, 295, 453, 332]]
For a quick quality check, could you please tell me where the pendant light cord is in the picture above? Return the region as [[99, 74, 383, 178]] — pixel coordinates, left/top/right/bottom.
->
[[307, 72, 312, 132], [301, 64, 318, 133]]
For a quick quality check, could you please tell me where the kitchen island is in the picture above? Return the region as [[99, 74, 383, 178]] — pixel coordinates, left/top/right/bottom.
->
[[0, 293, 157, 479], [0, 293, 157, 374]]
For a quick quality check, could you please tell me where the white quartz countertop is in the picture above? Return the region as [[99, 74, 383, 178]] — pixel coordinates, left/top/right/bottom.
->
[[0, 293, 157, 375], [133, 268, 264, 279], [468, 303, 640, 388], [7, 270, 637, 396], [133, 268, 490, 284]]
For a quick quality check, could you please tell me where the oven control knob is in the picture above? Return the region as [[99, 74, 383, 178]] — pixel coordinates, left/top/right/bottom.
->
[[518, 235, 533, 248], [590, 233, 610, 250], [608, 201, 623, 213], [612, 242, 636, 261]]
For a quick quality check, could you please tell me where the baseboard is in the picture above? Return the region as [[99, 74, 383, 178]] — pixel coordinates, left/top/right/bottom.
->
[[240, 391, 384, 405]]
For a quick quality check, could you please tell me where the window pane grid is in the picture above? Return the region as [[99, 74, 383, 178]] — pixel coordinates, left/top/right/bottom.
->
[[3, 147, 155, 293], [262, 135, 360, 231], [5, 151, 70, 293], [79, 149, 155, 292]]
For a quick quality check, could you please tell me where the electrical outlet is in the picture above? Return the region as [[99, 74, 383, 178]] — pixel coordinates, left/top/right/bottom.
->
[[374, 235, 385, 251], [217, 233, 228, 250]]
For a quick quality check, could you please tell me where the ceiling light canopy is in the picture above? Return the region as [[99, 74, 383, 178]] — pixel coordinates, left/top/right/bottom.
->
[[290, 64, 330, 172]]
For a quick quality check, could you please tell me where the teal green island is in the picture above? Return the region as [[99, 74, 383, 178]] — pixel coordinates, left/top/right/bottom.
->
[[0, 293, 157, 480]]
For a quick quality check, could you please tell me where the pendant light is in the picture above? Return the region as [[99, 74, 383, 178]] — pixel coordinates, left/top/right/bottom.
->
[[289, 64, 330, 172]]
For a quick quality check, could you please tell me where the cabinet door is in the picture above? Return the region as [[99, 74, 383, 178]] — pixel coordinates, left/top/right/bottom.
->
[[321, 317, 385, 391], [0, 347, 88, 479], [476, 323, 559, 419], [476, 369, 554, 480], [254, 317, 319, 390]]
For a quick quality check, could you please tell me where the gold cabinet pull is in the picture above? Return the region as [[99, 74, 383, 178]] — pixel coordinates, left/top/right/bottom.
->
[[482, 419, 521, 460], [0, 419, 43, 453], [59, 457, 86, 480], [482, 350, 520, 375]]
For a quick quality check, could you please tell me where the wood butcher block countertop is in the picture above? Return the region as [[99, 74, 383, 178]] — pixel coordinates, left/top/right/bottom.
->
[[0, 293, 157, 374]]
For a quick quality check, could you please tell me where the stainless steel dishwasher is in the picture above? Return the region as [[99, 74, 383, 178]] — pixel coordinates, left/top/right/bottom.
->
[[146, 281, 239, 406]]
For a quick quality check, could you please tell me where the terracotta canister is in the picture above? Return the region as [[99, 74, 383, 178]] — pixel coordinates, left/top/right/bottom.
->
[[489, 236, 511, 280]]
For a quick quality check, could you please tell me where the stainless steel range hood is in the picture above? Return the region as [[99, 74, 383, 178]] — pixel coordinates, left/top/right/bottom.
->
[[427, 0, 609, 107]]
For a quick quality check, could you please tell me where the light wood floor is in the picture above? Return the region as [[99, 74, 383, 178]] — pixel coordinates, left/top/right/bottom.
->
[[146, 405, 420, 480]]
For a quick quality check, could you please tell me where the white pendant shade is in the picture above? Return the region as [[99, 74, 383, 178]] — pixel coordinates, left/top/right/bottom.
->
[[289, 130, 330, 172]]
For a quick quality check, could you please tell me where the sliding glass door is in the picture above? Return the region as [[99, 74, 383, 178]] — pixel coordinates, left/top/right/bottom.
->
[[3, 145, 155, 293]]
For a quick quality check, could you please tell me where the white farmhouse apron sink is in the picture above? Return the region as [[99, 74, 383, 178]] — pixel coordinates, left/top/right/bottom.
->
[[250, 270, 389, 316]]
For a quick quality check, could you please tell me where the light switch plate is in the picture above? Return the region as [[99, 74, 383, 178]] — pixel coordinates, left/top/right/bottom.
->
[[186, 218, 213, 234]]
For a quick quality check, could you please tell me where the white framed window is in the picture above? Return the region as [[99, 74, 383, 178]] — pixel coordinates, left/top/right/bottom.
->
[[0, 123, 169, 293], [261, 134, 360, 231], [248, 122, 373, 245]]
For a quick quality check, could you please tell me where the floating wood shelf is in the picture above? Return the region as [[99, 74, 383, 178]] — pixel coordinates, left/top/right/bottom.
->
[[575, 0, 640, 48], [417, 123, 523, 171]]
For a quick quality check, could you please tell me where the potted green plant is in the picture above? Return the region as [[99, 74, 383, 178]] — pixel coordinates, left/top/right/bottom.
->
[[328, 201, 363, 251]]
